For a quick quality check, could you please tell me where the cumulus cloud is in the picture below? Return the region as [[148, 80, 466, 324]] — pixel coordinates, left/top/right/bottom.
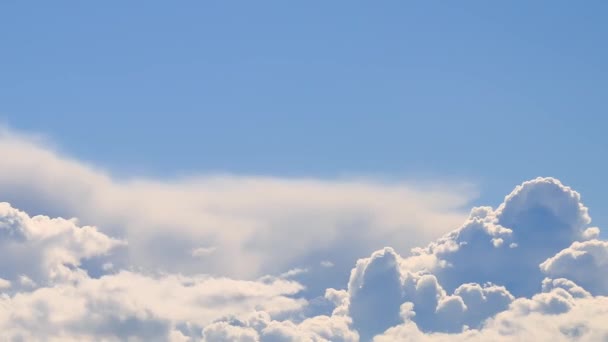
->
[[0, 202, 309, 340], [349, 177, 607, 341], [0, 278, 11, 289], [375, 288, 608, 341], [540, 239, 608, 295], [0, 175, 606, 340], [327, 176, 608, 341], [201, 294, 359, 342], [0, 128, 607, 341], [395, 177, 593, 297], [346, 247, 514, 339], [0, 202, 123, 290]]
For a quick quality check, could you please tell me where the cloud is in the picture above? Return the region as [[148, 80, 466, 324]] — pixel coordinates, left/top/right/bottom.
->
[[202, 321, 259, 342], [0, 129, 474, 284], [345, 247, 514, 338], [540, 239, 608, 295], [0, 270, 305, 340], [347, 248, 404, 340], [338, 177, 605, 340], [1, 128, 608, 340], [0, 175, 605, 340], [398, 177, 592, 297], [0, 278, 11, 289], [0, 201, 123, 290], [201, 297, 359, 342], [0, 201, 309, 340], [375, 287, 608, 341]]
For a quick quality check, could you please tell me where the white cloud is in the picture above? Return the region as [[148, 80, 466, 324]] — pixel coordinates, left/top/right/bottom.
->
[[0, 175, 605, 340], [375, 285, 608, 342], [0, 129, 474, 281], [0, 201, 308, 340], [203, 321, 259, 342], [337, 177, 605, 340], [0, 270, 306, 340], [397, 177, 593, 298], [1, 128, 608, 341], [540, 239, 608, 295], [0, 202, 123, 290], [202, 295, 359, 342], [582, 227, 600, 240]]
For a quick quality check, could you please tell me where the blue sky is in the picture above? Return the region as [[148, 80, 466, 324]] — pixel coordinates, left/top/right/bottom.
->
[[2, 2, 608, 340], [1, 1, 607, 220]]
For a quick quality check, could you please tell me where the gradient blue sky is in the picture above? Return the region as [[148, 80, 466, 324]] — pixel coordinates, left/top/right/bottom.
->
[[1, 1, 607, 227]]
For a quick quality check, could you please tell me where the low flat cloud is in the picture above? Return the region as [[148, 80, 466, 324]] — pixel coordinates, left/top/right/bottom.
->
[[0, 129, 474, 282]]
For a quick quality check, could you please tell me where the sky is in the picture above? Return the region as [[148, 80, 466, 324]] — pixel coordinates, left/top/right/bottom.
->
[[1, 1, 608, 341]]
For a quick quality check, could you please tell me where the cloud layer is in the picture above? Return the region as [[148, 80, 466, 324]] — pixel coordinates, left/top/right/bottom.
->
[[0, 130, 607, 340], [0, 130, 473, 283]]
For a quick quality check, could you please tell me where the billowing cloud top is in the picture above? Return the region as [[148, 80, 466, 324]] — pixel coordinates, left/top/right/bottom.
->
[[0, 132, 607, 341]]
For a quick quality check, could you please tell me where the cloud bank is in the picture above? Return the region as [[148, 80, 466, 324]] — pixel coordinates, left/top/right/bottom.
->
[[0, 130, 606, 340], [0, 130, 472, 283]]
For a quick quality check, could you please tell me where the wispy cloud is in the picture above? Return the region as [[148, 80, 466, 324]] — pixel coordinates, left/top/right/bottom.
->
[[0, 128, 475, 280]]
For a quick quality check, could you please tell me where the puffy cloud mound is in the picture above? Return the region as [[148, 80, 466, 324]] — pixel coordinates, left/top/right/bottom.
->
[[375, 286, 608, 341], [0, 202, 123, 289], [0, 202, 313, 340], [346, 247, 515, 339], [540, 240, 608, 295], [342, 177, 607, 340], [201, 302, 359, 342], [400, 177, 593, 297]]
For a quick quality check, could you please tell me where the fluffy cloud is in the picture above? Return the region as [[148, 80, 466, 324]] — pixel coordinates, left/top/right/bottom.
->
[[351, 177, 607, 341], [191, 176, 608, 341], [0, 175, 606, 340], [0, 202, 123, 290], [396, 177, 592, 297], [540, 239, 608, 295], [0, 129, 607, 341], [201, 292, 359, 342], [0, 202, 309, 340], [375, 287, 608, 341], [346, 247, 514, 339]]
